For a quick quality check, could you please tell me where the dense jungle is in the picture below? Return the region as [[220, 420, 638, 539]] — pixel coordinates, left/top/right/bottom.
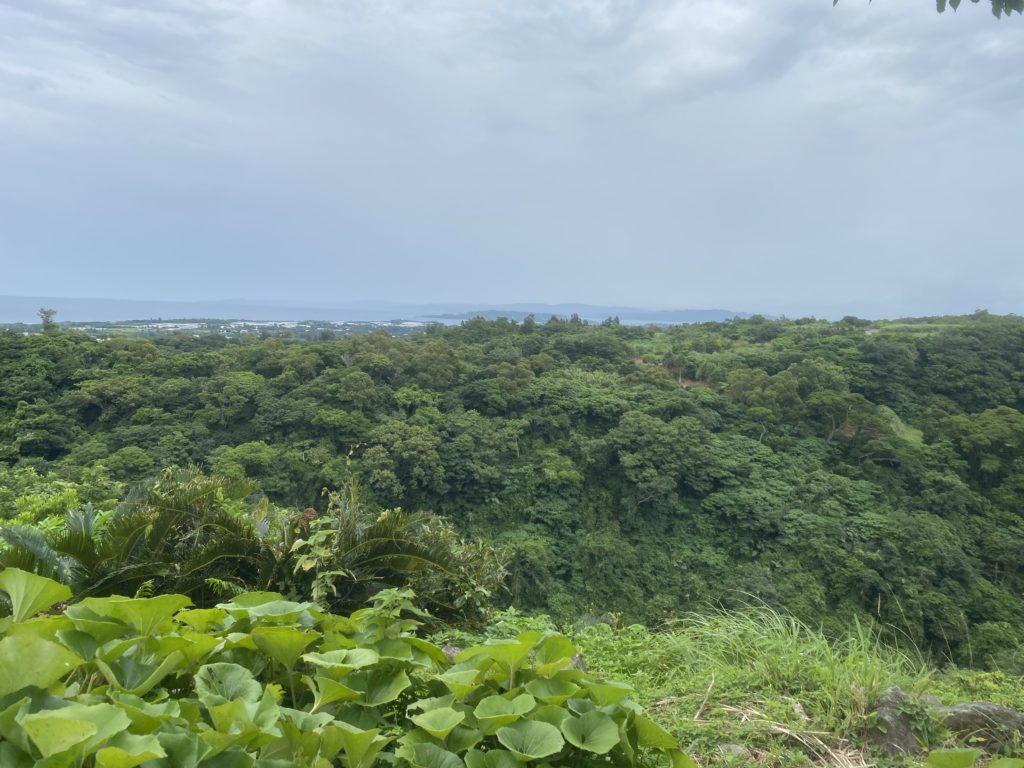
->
[[4, 312, 1023, 671]]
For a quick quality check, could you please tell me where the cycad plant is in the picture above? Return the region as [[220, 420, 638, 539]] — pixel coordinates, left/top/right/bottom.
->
[[0, 466, 277, 605], [287, 479, 506, 621]]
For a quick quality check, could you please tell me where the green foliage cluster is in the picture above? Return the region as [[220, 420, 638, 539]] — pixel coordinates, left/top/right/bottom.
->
[[3, 314, 1024, 665], [0, 568, 686, 768], [0, 468, 506, 623]]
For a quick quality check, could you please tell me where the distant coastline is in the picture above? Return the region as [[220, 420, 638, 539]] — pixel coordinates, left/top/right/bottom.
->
[[0, 295, 751, 326]]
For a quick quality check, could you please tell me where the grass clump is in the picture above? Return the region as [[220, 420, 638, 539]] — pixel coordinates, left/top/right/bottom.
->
[[573, 608, 926, 766], [454, 607, 1024, 767]]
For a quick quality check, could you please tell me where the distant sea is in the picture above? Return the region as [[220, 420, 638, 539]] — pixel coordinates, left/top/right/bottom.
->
[[0, 296, 751, 326]]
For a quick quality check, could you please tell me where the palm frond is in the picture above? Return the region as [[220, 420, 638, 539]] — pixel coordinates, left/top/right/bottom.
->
[[0, 525, 66, 581]]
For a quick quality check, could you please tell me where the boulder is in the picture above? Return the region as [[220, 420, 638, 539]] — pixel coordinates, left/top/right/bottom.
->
[[943, 702, 1024, 752], [865, 686, 923, 757]]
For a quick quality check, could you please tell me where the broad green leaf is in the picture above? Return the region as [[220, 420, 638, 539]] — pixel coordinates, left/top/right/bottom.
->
[[466, 749, 520, 768], [561, 711, 619, 754], [633, 716, 678, 750], [304, 675, 360, 712], [176, 629, 223, 668], [157, 730, 210, 768], [195, 745, 253, 768], [409, 694, 456, 714], [456, 633, 540, 670], [222, 592, 286, 607], [95, 650, 185, 696], [617, 720, 636, 767], [924, 750, 984, 768], [525, 678, 579, 704], [20, 702, 130, 758], [206, 697, 275, 741], [176, 608, 229, 633], [223, 598, 315, 624], [529, 704, 570, 728], [533, 635, 577, 676], [330, 721, 392, 768], [376, 637, 413, 661], [438, 669, 482, 698], [395, 728, 437, 765], [303, 648, 379, 676], [585, 681, 633, 706], [107, 692, 181, 732], [566, 698, 596, 715], [990, 760, 1024, 768], [21, 716, 95, 758], [496, 720, 565, 761], [252, 626, 318, 670], [0, 696, 33, 754], [76, 594, 192, 636], [95, 732, 166, 768], [0, 568, 70, 623], [411, 707, 465, 739], [3, 614, 74, 641], [0, 635, 82, 696], [64, 604, 133, 643], [407, 637, 450, 665], [195, 663, 263, 705], [412, 743, 464, 768], [474, 694, 536, 733], [345, 668, 411, 707], [55, 629, 99, 661], [668, 749, 698, 768], [110, 594, 192, 635], [0, 742, 32, 768], [447, 725, 483, 754]]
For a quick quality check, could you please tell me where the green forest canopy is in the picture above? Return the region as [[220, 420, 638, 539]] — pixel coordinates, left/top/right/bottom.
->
[[3, 312, 1024, 668]]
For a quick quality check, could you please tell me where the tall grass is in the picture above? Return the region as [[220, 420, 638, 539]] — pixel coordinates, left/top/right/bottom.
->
[[444, 606, 1019, 765], [574, 606, 930, 763]]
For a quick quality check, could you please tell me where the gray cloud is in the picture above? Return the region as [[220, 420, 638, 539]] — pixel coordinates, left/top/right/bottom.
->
[[1, 0, 1022, 318]]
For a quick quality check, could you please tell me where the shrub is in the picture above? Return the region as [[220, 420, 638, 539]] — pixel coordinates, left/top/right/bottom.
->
[[0, 568, 690, 768]]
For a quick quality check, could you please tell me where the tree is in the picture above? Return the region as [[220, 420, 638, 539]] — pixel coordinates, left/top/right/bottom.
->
[[835, 0, 1023, 17], [38, 307, 58, 333]]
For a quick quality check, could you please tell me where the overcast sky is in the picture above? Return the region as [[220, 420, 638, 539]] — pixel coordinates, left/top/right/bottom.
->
[[1, 1, 1022, 318]]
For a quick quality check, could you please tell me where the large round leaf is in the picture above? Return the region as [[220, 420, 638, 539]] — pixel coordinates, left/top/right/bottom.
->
[[303, 648, 380, 677], [438, 670, 482, 698], [251, 626, 318, 670], [0, 568, 71, 624], [496, 720, 564, 761], [474, 694, 536, 733], [525, 678, 579, 705], [346, 669, 411, 707], [561, 711, 619, 754], [194, 663, 263, 705], [633, 716, 678, 750], [466, 749, 521, 768], [0, 635, 82, 697], [411, 707, 465, 739], [412, 743, 464, 768], [924, 750, 984, 768]]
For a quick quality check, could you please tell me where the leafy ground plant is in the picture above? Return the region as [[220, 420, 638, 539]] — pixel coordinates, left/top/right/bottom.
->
[[0, 567, 689, 768]]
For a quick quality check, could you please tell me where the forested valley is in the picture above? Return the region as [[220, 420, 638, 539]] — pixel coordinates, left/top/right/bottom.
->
[[4, 312, 1024, 671]]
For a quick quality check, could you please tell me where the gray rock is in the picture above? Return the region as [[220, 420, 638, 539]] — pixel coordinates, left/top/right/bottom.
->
[[943, 702, 1024, 752], [865, 686, 923, 757], [717, 744, 750, 759]]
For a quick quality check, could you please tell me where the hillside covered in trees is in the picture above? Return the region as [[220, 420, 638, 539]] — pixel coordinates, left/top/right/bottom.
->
[[3, 313, 1024, 669]]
